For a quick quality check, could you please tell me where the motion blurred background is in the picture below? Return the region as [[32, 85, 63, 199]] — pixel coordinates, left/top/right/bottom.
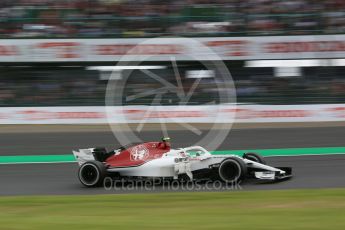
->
[[1, 0, 345, 38], [2, 3, 345, 226], [0, 0, 344, 123]]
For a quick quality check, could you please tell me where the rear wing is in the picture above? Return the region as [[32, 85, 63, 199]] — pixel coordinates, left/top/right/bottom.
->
[[72, 148, 95, 166]]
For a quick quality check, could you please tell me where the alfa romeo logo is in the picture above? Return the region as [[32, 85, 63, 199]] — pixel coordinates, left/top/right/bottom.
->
[[105, 37, 236, 151], [130, 145, 149, 161]]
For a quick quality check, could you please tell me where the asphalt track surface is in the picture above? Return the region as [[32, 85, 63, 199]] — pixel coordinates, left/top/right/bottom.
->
[[0, 126, 345, 195], [1, 126, 345, 156]]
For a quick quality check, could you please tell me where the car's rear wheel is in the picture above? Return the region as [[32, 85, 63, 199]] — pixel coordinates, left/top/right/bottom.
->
[[78, 161, 106, 187], [218, 157, 247, 183], [243, 152, 266, 164]]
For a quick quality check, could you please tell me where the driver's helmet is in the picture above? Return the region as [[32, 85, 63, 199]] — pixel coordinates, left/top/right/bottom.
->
[[159, 137, 171, 149], [162, 137, 170, 142]]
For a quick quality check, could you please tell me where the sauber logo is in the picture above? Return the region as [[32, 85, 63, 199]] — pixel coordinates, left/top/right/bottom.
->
[[130, 145, 149, 161]]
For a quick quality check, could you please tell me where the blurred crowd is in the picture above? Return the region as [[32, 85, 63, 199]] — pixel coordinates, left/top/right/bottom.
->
[[0, 68, 104, 106], [1, 66, 345, 106], [0, 0, 344, 38]]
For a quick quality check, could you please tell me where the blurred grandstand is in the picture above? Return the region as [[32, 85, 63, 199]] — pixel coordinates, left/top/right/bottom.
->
[[0, 0, 344, 38], [0, 0, 345, 108], [1, 65, 345, 106]]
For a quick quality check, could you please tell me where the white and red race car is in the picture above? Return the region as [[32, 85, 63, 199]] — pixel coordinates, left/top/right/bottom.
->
[[73, 138, 292, 187]]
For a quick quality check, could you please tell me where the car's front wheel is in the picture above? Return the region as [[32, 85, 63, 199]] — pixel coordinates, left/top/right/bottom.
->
[[218, 157, 247, 183], [78, 161, 106, 187]]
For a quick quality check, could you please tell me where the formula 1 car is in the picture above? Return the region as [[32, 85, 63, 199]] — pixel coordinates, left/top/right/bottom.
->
[[73, 138, 292, 187]]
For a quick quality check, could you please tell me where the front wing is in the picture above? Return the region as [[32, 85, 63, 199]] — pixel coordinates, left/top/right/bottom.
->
[[252, 167, 292, 181]]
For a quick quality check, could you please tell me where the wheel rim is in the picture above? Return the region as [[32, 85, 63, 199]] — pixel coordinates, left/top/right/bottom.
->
[[79, 164, 100, 186], [219, 160, 241, 182]]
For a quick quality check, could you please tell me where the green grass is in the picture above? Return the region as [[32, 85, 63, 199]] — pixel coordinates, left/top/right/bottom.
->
[[0, 189, 345, 230]]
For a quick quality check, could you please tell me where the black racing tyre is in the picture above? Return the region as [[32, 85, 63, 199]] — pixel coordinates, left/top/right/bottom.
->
[[243, 152, 266, 164], [218, 157, 247, 183], [78, 161, 107, 187]]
